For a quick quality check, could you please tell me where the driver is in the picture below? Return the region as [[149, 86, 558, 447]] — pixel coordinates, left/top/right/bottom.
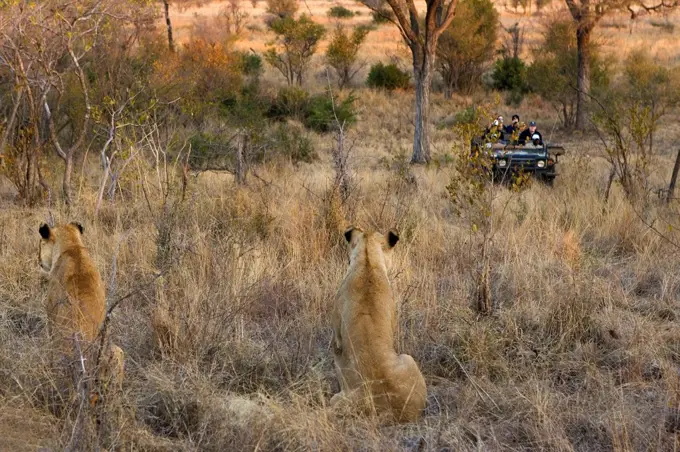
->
[[518, 121, 543, 145]]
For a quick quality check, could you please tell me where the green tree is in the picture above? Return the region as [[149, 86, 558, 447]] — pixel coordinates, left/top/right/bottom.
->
[[264, 15, 326, 86], [591, 50, 680, 200], [527, 19, 609, 129], [563, 0, 677, 130], [622, 48, 680, 152], [436, 0, 498, 97], [357, 0, 459, 164], [366, 62, 410, 90], [266, 0, 298, 18], [490, 56, 528, 105], [325, 26, 369, 88]]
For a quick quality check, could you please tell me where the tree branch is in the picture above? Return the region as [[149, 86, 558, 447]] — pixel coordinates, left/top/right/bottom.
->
[[433, 0, 459, 38], [383, 0, 419, 43]]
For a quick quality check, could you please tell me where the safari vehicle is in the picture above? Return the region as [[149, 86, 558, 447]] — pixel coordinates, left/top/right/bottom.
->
[[471, 138, 565, 185]]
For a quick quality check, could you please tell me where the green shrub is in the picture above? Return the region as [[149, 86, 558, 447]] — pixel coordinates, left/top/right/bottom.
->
[[326, 25, 369, 88], [371, 8, 394, 24], [328, 5, 354, 18], [526, 19, 610, 128], [240, 52, 263, 77], [650, 19, 674, 33], [303, 92, 357, 133], [366, 62, 410, 90], [187, 132, 235, 170], [264, 15, 326, 86], [454, 106, 478, 126], [436, 0, 498, 96], [266, 0, 298, 18], [266, 86, 310, 121], [490, 56, 528, 105], [491, 56, 527, 92], [268, 123, 317, 163], [265, 87, 356, 133]]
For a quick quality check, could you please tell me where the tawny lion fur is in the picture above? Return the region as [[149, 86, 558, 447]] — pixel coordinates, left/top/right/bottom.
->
[[331, 227, 426, 423], [39, 222, 123, 392]]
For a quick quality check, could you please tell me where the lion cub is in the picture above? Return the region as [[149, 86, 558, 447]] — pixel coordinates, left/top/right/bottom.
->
[[331, 227, 426, 423], [39, 222, 123, 392]]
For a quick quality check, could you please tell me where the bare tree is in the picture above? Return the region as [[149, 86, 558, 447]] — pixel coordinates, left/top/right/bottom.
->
[[1, 0, 155, 206], [41, 3, 108, 206], [668, 149, 680, 203], [161, 1, 207, 51], [358, 0, 459, 163], [0, 8, 54, 204], [564, 0, 677, 130], [163, 0, 175, 52]]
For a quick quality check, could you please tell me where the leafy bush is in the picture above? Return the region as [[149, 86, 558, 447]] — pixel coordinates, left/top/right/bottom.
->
[[454, 106, 478, 126], [366, 62, 410, 90], [264, 15, 326, 86], [326, 26, 369, 88], [650, 19, 674, 33], [268, 123, 317, 163], [371, 8, 394, 24], [526, 19, 610, 128], [188, 132, 235, 170], [490, 56, 528, 105], [154, 39, 244, 122], [436, 0, 498, 96], [265, 87, 356, 133], [266, 86, 310, 121], [328, 5, 354, 18], [240, 52, 263, 78], [303, 92, 357, 133], [266, 0, 298, 18]]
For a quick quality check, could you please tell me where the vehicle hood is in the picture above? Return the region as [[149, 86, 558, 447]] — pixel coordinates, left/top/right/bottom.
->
[[492, 149, 547, 158]]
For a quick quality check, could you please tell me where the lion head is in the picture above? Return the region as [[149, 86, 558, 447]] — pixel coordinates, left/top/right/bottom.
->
[[38, 222, 84, 274], [343, 226, 400, 272]]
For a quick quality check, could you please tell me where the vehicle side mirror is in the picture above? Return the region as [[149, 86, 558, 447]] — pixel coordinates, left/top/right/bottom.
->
[[548, 146, 565, 156]]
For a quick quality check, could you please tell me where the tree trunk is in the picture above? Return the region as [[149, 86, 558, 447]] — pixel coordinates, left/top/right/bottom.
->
[[63, 155, 73, 207], [477, 240, 492, 315], [0, 88, 23, 155], [667, 148, 680, 203], [412, 49, 434, 164], [575, 24, 592, 131], [164, 0, 175, 53], [235, 132, 247, 185]]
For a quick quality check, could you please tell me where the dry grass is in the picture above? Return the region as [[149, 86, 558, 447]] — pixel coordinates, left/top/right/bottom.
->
[[3, 2, 680, 449], [2, 86, 680, 450]]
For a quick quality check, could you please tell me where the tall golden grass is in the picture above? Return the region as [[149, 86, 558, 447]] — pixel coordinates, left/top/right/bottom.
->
[[3, 2, 680, 448], [2, 86, 680, 449]]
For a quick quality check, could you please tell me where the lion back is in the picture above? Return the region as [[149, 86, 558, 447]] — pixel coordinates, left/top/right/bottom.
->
[[43, 224, 106, 346]]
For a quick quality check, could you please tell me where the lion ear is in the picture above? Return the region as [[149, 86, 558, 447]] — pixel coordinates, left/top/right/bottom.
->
[[39, 223, 51, 239], [344, 227, 355, 243], [70, 222, 84, 235], [387, 230, 399, 248]]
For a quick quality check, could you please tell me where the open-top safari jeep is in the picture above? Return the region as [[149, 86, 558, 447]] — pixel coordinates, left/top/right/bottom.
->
[[471, 137, 565, 186]]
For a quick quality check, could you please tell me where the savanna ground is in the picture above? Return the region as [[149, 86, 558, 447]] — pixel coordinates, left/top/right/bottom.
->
[[3, 1, 680, 451]]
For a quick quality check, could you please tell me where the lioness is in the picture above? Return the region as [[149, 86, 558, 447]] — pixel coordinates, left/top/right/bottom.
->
[[39, 222, 123, 398], [331, 227, 426, 423]]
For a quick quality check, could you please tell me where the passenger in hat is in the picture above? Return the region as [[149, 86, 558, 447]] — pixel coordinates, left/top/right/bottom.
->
[[518, 121, 543, 145]]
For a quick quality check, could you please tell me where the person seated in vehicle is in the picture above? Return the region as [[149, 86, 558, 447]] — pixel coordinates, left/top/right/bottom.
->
[[504, 114, 525, 144], [518, 121, 543, 145], [504, 115, 521, 134], [483, 115, 505, 143]]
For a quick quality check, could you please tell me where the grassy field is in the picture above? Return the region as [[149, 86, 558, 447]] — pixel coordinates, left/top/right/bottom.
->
[[2, 1, 680, 451]]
